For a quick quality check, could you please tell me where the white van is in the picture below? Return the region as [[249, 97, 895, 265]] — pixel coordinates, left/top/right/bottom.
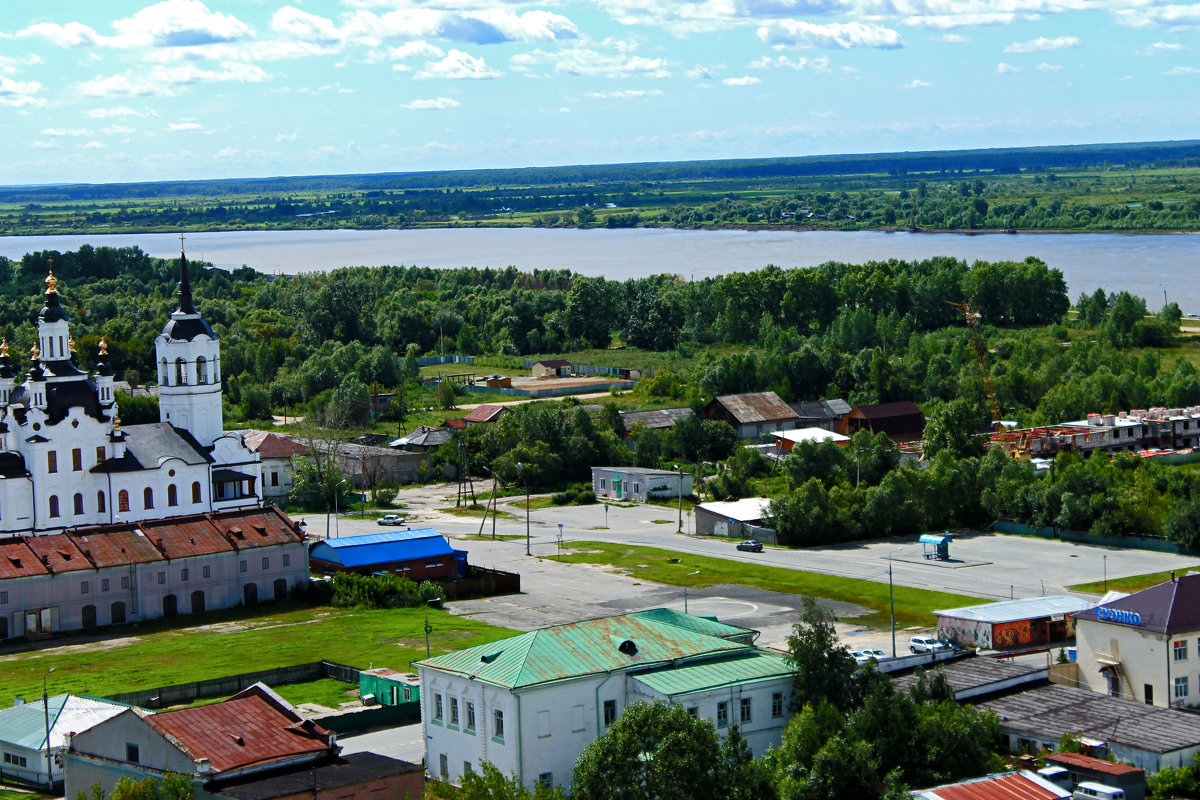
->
[[1072, 782, 1125, 800]]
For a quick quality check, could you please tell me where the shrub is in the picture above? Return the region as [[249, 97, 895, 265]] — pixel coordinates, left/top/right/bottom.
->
[[329, 572, 447, 609]]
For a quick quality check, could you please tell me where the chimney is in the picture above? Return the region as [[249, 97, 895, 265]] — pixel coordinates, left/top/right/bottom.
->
[[194, 758, 211, 777]]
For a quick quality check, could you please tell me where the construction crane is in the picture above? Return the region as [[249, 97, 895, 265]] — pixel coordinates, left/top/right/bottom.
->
[[946, 297, 1004, 432]]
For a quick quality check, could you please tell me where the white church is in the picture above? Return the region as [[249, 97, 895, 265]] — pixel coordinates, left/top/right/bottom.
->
[[0, 251, 262, 535]]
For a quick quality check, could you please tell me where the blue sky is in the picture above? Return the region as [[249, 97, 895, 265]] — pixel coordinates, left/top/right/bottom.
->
[[1, 0, 1196, 185]]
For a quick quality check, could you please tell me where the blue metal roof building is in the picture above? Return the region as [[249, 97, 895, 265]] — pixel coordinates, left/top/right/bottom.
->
[[309, 528, 466, 579]]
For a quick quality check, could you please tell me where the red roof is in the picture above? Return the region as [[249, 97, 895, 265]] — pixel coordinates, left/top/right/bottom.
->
[[241, 431, 311, 460], [71, 526, 167, 568], [1045, 751, 1144, 777], [137, 515, 236, 559], [464, 404, 508, 423], [144, 685, 332, 775], [536, 360, 571, 368], [441, 418, 466, 430], [927, 772, 1067, 800], [24, 534, 93, 573], [0, 539, 48, 578], [208, 506, 305, 550]]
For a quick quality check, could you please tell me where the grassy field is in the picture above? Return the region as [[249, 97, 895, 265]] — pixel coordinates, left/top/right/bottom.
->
[[0, 790, 50, 800], [1070, 566, 1200, 594], [273, 678, 361, 710], [0, 602, 516, 708], [551, 541, 982, 630]]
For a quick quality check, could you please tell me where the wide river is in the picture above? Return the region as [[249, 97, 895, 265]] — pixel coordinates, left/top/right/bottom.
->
[[2, 227, 1197, 314]]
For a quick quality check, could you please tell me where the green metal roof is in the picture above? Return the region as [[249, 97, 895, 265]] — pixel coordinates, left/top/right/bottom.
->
[[630, 608, 757, 641], [631, 649, 795, 697], [415, 610, 754, 689], [0, 694, 133, 751]]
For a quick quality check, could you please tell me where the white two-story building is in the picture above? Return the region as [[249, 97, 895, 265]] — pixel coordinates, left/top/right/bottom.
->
[[415, 609, 795, 793]]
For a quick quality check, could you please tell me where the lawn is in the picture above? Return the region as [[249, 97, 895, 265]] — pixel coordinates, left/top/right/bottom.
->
[[550, 541, 983, 630], [0, 791, 50, 800], [1070, 566, 1200, 595], [0, 602, 517, 708], [273, 678, 361, 710]]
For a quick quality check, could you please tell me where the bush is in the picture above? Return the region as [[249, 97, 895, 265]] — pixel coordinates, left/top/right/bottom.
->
[[328, 572, 447, 609], [551, 484, 597, 506]]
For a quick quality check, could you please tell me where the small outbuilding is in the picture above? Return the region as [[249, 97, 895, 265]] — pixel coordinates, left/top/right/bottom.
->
[[592, 466, 692, 502], [1044, 752, 1146, 800], [308, 528, 466, 581], [935, 595, 1095, 650], [839, 400, 926, 442], [771, 427, 850, 453], [702, 392, 800, 440], [694, 497, 773, 541], [358, 668, 421, 708], [531, 360, 572, 378], [463, 404, 509, 426]]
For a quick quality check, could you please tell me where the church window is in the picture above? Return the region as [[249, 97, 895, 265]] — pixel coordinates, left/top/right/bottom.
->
[[96, 446, 105, 464], [118, 490, 130, 513], [144, 487, 154, 510], [168, 484, 178, 507], [97, 491, 106, 513], [176, 358, 187, 385], [49, 495, 60, 518], [161, 358, 169, 385], [73, 494, 84, 515], [47, 451, 57, 473], [72, 448, 82, 471], [197, 356, 207, 384], [192, 482, 202, 504]]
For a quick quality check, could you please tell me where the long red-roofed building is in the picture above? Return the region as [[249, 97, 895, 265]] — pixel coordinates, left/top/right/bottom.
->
[[0, 506, 308, 639], [914, 770, 1070, 800]]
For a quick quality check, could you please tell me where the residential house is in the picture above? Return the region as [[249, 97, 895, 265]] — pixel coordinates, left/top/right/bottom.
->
[[1073, 573, 1200, 708], [531, 360, 571, 378], [789, 399, 851, 431], [462, 405, 509, 427], [618, 408, 694, 435], [416, 609, 794, 793], [238, 431, 310, 501], [333, 442, 427, 488], [702, 392, 800, 440], [0, 694, 133, 790], [934, 595, 1095, 650], [591, 467, 691, 502], [839, 401, 926, 443], [0, 506, 309, 639], [308, 528, 466, 582], [388, 426, 455, 452], [65, 683, 425, 800]]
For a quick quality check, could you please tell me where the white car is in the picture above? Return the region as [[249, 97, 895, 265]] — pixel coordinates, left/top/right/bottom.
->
[[376, 514, 406, 526], [908, 636, 949, 654], [847, 650, 874, 665], [860, 648, 888, 661]]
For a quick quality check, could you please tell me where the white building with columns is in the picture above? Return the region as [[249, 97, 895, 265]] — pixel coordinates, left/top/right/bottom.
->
[[0, 252, 260, 535]]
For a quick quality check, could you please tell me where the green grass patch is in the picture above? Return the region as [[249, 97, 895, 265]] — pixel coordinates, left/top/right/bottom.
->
[[0, 790, 50, 800], [272, 678, 360, 710], [460, 533, 527, 541], [0, 603, 517, 708], [650, 520, 675, 525], [444, 504, 517, 520], [1070, 566, 1200, 594], [550, 541, 982, 630]]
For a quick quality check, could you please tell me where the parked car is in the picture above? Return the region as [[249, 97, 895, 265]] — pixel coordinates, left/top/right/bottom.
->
[[860, 648, 888, 661], [908, 636, 949, 654], [376, 514, 406, 526], [847, 650, 874, 665], [736, 540, 764, 553]]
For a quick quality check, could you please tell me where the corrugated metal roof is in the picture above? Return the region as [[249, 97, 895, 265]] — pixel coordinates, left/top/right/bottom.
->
[[626, 608, 756, 640], [1074, 573, 1200, 634], [772, 427, 850, 445], [464, 404, 508, 423], [308, 528, 453, 568], [0, 695, 134, 751], [416, 610, 751, 689], [1044, 752, 1143, 777], [620, 408, 694, 429], [935, 595, 1094, 625], [24, 534, 93, 573], [632, 649, 793, 696], [711, 392, 799, 425], [696, 497, 772, 523], [921, 771, 1069, 800]]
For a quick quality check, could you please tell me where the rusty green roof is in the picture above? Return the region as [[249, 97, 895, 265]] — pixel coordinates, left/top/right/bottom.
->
[[415, 610, 755, 689], [631, 649, 794, 697]]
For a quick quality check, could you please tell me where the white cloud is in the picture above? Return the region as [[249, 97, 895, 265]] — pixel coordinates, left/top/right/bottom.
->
[[512, 46, 671, 78], [997, 61, 1020, 73], [1165, 65, 1200, 74], [903, 12, 1016, 30], [1115, 5, 1200, 28], [1004, 35, 1080, 53], [81, 141, 107, 150], [758, 20, 902, 49], [86, 106, 152, 118], [749, 54, 831, 71], [938, 33, 969, 42], [78, 62, 268, 97], [271, 6, 342, 45], [722, 75, 761, 85], [20, 0, 253, 49], [17, 21, 104, 48], [402, 96, 461, 109], [1136, 41, 1186, 55], [100, 124, 135, 134], [812, 110, 838, 118], [168, 121, 204, 131], [389, 42, 445, 61], [1037, 62, 1063, 71], [43, 127, 92, 136], [0, 76, 44, 107], [416, 49, 499, 79], [585, 89, 664, 98], [903, 78, 931, 88], [276, 132, 301, 141], [0, 53, 43, 75], [31, 141, 57, 150]]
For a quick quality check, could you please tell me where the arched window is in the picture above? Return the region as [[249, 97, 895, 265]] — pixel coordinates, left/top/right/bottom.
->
[[118, 490, 130, 512], [161, 358, 169, 385], [143, 487, 154, 510], [192, 481, 202, 504], [196, 356, 207, 385], [49, 495, 60, 518], [74, 493, 84, 515], [175, 357, 187, 385], [168, 484, 178, 507], [97, 491, 106, 513]]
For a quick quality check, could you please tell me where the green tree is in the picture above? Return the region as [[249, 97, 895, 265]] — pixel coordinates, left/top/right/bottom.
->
[[786, 596, 857, 712], [427, 762, 566, 800], [572, 701, 729, 800], [922, 398, 987, 460], [115, 390, 160, 425]]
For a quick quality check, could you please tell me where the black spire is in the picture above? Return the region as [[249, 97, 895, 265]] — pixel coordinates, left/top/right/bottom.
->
[[177, 235, 195, 315]]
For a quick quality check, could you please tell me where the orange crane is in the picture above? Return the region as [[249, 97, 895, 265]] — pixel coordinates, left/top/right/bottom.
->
[[946, 298, 1004, 432]]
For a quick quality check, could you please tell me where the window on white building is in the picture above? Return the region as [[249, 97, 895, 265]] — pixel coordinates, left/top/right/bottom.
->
[[101, 579, 110, 592], [772, 692, 784, 718], [571, 704, 584, 732], [157, 572, 166, 585], [4, 753, 28, 768], [121, 577, 130, 589], [740, 697, 752, 724], [180, 568, 189, 581], [450, 697, 459, 726], [439, 754, 448, 780], [538, 773, 553, 789], [262, 557, 269, 569], [464, 761, 473, 775], [0, 592, 7, 604], [603, 699, 617, 727], [686, 707, 698, 717], [538, 709, 551, 738], [717, 701, 728, 728], [493, 709, 504, 741], [1176, 640, 1189, 662], [203, 566, 211, 578], [240, 560, 248, 573], [434, 694, 443, 722], [466, 702, 476, 731], [1176, 676, 1189, 700], [283, 554, 290, 567], [81, 581, 89, 594]]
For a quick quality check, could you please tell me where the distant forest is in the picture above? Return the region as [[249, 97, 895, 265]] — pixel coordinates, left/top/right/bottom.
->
[[2, 139, 1199, 235]]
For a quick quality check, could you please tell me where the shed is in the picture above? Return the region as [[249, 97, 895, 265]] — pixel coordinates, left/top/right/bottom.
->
[[531, 360, 571, 378], [1044, 752, 1146, 800], [0, 694, 135, 790], [463, 404, 508, 426], [358, 668, 421, 708], [914, 770, 1070, 800], [308, 528, 466, 581], [695, 498, 773, 541], [935, 595, 1094, 650], [839, 400, 926, 442], [771, 427, 850, 453], [702, 392, 800, 440]]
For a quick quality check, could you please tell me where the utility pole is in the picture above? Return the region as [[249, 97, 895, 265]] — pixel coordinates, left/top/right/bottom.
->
[[889, 558, 896, 658], [424, 614, 433, 658], [518, 463, 531, 556], [43, 667, 55, 792], [677, 466, 684, 533]]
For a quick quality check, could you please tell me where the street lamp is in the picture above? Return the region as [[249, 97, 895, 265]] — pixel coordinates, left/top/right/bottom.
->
[[677, 465, 684, 533], [683, 571, 700, 615], [43, 667, 55, 792], [517, 463, 530, 556], [334, 479, 348, 539]]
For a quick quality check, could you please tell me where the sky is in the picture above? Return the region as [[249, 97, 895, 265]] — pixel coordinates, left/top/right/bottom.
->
[[0, 0, 1197, 186]]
